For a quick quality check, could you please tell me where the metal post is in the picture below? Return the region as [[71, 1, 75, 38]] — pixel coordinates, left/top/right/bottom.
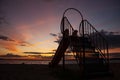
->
[[107, 43, 109, 71], [82, 20, 85, 74], [62, 17, 65, 70]]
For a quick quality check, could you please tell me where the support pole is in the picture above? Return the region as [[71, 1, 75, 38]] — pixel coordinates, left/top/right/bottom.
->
[[82, 20, 85, 74], [62, 17, 65, 70]]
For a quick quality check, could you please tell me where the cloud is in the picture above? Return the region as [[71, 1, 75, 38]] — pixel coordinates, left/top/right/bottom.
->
[[0, 34, 32, 52], [0, 53, 43, 60], [4, 44, 19, 52], [107, 35, 120, 48], [17, 41, 32, 46], [0, 40, 19, 52], [0, 35, 15, 41], [43, 0, 56, 2], [0, 35, 32, 46], [91, 30, 120, 49], [0, 53, 22, 57], [27, 55, 42, 58], [24, 52, 43, 54], [99, 29, 120, 35], [50, 33, 57, 36], [24, 52, 54, 54], [109, 53, 120, 58], [0, 17, 5, 24], [50, 33, 62, 44]]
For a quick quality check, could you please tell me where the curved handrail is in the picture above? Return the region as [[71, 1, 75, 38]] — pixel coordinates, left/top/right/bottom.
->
[[63, 8, 84, 20], [61, 8, 84, 35], [60, 17, 74, 34]]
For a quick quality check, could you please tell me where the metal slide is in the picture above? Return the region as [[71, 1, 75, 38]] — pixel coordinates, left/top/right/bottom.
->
[[49, 37, 70, 67]]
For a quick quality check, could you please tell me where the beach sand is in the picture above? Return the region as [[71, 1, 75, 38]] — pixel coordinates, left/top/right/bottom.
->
[[0, 63, 119, 80]]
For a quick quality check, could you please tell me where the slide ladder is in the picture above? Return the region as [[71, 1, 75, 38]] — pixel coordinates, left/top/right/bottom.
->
[[78, 20, 109, 76]]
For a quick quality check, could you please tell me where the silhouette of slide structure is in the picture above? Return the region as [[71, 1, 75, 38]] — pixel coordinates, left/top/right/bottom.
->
[[50, 37, 70, 67]]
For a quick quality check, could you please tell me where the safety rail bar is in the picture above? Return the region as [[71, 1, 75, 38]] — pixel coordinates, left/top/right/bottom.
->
[[79, 20, 109, 65], [60, 16, 74, 36]]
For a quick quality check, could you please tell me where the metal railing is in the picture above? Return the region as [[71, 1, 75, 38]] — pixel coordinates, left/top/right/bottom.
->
[[60, 16, 74, 36], [79, 20, 109, 65]]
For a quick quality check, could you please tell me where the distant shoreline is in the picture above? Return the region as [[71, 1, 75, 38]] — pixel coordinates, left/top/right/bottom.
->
[[0, 58, 120, 65], [0, 57, 120, 60], [0, 59, 51, 61]]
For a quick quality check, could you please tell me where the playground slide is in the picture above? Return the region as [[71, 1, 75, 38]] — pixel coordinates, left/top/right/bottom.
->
[[49, 37, 69, 67]]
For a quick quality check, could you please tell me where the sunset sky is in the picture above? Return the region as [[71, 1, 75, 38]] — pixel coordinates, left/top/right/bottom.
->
[[0, 0, 120, 59]]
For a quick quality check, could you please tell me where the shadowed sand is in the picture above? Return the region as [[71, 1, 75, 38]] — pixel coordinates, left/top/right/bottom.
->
[[0, 63, 119, 80]]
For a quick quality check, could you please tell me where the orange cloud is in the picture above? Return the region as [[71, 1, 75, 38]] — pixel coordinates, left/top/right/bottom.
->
[[14, 25, 33, 41], [0, 40, 19, 52], [109, 48, 120, 53], [0, 14, 58, 54], [0, 34, 32, 53]]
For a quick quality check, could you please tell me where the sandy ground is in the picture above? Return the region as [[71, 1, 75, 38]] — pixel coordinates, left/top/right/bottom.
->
[[0, 63, 119, 80]]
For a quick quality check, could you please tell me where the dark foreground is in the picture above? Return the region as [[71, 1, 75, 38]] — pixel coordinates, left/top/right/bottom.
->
[[0, 63, 119, 80]]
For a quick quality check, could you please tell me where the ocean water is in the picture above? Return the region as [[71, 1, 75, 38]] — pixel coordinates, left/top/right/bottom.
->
[[0, 60, 50, 64], [0, 59, 119, 64], [0, 60, 78, 64]]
